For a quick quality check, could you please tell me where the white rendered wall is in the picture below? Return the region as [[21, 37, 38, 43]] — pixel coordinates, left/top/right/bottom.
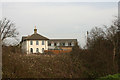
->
[[26, 40, 48, 54]]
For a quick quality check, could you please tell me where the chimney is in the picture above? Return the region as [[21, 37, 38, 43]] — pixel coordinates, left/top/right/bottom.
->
[[34, 26, 37, 34]]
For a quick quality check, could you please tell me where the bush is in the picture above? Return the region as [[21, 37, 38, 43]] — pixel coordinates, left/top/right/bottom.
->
[[2, 46, 84, 78], [96, 74, 120, 80], [2, 43, 118, 78]]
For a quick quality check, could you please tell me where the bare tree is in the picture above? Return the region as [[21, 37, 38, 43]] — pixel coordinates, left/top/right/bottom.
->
[[116, 17, 120, 73], [104, 20, 118, 66], [87, 27, 106, 49], [86, 18, 119, 72], [0, 18, 19, 45]]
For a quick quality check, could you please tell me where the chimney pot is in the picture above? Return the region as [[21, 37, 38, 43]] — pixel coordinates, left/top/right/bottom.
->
[[34, 26, 37, 34]]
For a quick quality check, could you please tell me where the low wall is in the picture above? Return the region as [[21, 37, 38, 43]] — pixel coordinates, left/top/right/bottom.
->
[[44, 50, 72, 54]]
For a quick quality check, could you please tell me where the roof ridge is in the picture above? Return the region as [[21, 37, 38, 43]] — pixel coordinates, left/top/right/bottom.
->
[[25, 33, 49, 40]]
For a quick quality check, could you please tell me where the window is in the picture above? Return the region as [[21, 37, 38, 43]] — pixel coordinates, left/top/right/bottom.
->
[[48, 43, 51, 46], [57, 43, 60, 46], [30, 48, 33, 53], [72, 42, 74, 46], [54, 43, 56, 46], [36, 40, 39, 45], [65, 42, 68, 46], [68, 42, 71, 46], [42, 40, 44, 45], [36, 48, 39, 53], [51, 43, 54, 46], [42, 48, 44, 53], [62, 43, 65, 46], [60, 43, 62, 46], [30, 40, 33, 45]]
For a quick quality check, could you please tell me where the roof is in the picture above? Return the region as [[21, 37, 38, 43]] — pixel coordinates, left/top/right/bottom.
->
[[22, 33, 49, 41], [48, 39, 77, 43]]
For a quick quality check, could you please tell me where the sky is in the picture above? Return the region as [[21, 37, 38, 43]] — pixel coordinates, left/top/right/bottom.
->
[[1, 0, 119, 2], [1, 2, 118, 47]]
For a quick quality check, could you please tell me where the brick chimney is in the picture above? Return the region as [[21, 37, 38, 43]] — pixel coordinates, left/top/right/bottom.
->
[[34, 26, 37, 34]]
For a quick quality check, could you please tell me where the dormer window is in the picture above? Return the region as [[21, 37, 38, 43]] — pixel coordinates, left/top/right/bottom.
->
[[68, 42, 71, 46], [54, 43, 56, 46], [65, 42, 68, 46], [57, 42, 60, 46], [62, 43, 65, 46], [30, 40, 33, 45], [72, 42, 74, 46], [36, 40, 39, 45], [48, 43, 51, 46]]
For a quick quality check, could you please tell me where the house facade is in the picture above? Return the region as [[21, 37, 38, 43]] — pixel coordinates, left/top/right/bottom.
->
[[21, 27, 78, 54], [21, 28, 49, 54]]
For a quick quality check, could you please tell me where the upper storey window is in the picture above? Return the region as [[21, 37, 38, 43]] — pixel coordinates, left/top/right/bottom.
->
[[30, 40, 33, 45], [42, 40, 44, 45], [36, 40, 39, 45]]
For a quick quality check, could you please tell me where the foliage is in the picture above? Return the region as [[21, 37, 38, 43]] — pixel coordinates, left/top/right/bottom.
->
[[96, 74, 120, 80]]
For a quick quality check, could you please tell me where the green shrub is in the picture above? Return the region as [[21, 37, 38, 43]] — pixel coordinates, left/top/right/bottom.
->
[[96, 74, 120, 80]]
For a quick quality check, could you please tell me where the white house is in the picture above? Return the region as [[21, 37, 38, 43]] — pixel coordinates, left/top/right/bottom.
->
[[20, 27, 78, 54], [20, 27, 49, 54]]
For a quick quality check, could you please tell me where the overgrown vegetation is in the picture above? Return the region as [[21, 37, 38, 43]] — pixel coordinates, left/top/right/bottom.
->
[[2, 45, 118, 78], [2, 46, 84, 78]]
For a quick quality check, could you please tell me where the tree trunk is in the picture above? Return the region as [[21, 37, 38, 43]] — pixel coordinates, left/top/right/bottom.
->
[[117, 31, 120, 72], [0, 31, 2, 79], [113, 46, 116, 65]]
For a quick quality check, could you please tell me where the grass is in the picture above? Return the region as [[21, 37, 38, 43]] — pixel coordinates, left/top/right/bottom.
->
[[96, 74, 120, 80]]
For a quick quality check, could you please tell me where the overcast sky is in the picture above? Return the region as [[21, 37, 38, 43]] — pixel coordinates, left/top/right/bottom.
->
[[1, 2, 118, 47], [1, 0, 119, 2]]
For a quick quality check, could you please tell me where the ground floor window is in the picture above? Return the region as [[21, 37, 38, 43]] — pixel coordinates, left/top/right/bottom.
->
[[42, 48, 44, 53], [30, 48, 33, 53], [36, 48, 39, 53]]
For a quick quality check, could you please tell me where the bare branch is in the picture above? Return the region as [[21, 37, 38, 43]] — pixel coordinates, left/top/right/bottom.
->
[[0, 18, 19, 45]]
